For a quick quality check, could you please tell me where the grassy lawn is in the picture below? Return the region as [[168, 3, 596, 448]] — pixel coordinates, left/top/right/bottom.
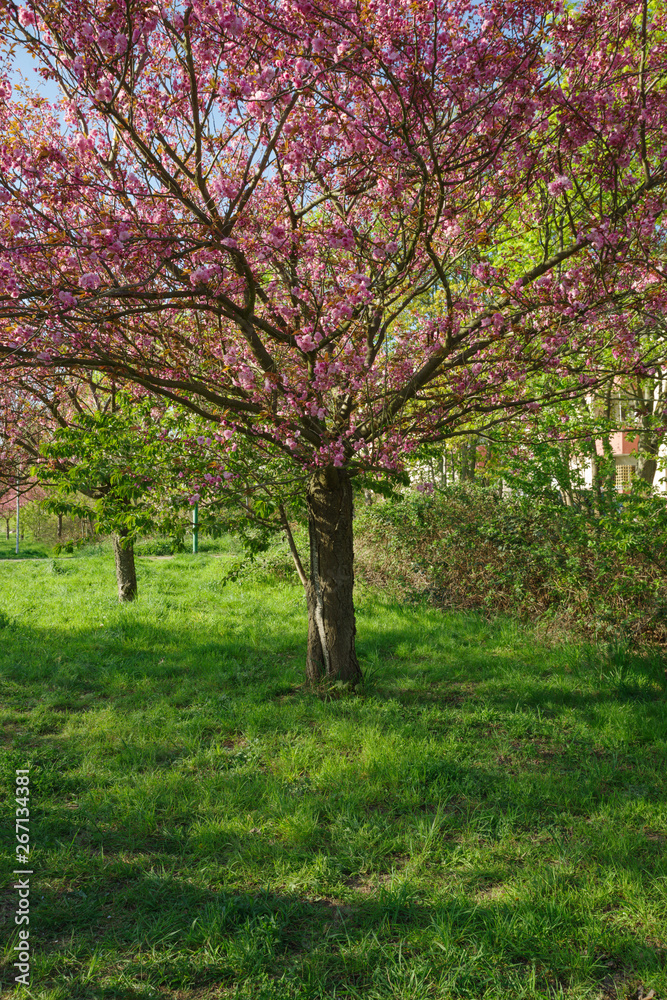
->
[[0, 535, 52, 560], [0, 542, 665, 999]]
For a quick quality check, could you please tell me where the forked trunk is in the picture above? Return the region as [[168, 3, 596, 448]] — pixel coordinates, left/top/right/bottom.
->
[[112, 531, 138, 602], [305, 468, 362, 686]]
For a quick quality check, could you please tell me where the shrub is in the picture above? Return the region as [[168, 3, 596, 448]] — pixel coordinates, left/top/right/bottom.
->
[[354, 484, 667, 642], [134, 536, 184, 557]]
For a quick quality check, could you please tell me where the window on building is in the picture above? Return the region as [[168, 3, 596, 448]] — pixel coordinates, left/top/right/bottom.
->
[[615, 464, 635, 492]]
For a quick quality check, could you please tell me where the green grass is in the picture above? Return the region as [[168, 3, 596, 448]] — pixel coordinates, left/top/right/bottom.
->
[[0, 535, 52, 560], [0, 542, 666, 999]]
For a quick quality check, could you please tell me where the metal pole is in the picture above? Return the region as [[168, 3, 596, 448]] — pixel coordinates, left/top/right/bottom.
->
[[15, 474, 19, 556], [192, 502, 199, 554]]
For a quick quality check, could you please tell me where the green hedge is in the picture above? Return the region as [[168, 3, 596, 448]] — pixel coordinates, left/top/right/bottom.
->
[[355, 484, 667, 642]]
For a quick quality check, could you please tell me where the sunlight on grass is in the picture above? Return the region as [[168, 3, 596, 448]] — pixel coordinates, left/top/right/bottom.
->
[[0, 542, 665, 999]]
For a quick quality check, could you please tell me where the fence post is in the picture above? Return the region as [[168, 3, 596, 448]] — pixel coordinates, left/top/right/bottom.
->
[[192, 502, 199, 554], [15, 474, 19, 556]]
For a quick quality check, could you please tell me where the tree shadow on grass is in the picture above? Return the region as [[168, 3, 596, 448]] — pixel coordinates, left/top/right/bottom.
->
[[1, 614, 666, 998], [2, 873, 666, 998]]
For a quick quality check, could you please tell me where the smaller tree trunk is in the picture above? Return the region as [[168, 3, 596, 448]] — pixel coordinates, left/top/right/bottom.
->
[[4, 517, 9, 540], [639, 457, 658, 486], [112, 532, 138, 602], [459, 435, 478, 481], [634, 380, 659, 487], [636, 434, 659, 486], [57, 513, 63, 540], [279, 505, 308, 588]]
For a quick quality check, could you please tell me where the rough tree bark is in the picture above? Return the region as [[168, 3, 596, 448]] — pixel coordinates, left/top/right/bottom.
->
[[638, 450, 658, 486], [305, 467, 362, 686], [111, 530, 138, 602], [636, 387, 660, 486], [459, 435, 478, 481]]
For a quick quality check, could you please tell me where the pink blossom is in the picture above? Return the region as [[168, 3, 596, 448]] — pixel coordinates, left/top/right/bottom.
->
[[190, 265, 220, 285], [79, 273, 101, 290], [94, 81, 113, 103], [547, 174, 573, 197], [268, 224, 287, 247], [295, 334, 316, 352], [17, 8, 36, 27], [294, 58, 312, 78]]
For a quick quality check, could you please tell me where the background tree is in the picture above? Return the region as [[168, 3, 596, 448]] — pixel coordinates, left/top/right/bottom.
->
[[36, 395, 163, 600], [0, 0, 666, 681], [0, 379, 48, 544], [0, 374, 175, 593], [34, 383, 309, 597], [617, 356, 667, 488]]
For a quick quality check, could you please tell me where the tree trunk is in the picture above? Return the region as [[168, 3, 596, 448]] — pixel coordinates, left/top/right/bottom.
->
[[57, 513, 62, 540], [638, 456, 657, 486], [4, 517, 8, 540], [459, 435, 477, 481], [305, 468, 362, 686], [635, 381, 659, 487], [112, 532, 138, 602]]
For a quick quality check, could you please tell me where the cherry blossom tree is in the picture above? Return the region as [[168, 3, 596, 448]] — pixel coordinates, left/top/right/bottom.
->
[[0, 0, 666, 681], [0, 476, 19, 541], [0, 381, 48, 544]]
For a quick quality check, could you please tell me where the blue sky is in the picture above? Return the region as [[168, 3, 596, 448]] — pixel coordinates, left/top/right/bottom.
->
[[9, 44, 63, 105]]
